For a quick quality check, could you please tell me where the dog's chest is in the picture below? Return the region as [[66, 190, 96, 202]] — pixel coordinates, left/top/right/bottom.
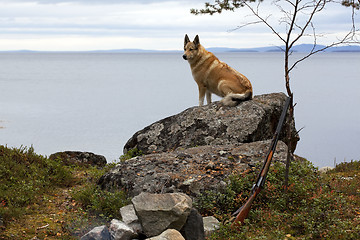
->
[[190, 58, 220, 83]]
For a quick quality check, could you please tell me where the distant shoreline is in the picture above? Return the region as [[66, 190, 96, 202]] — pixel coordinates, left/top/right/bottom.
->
[[1, 44, 360, 53]]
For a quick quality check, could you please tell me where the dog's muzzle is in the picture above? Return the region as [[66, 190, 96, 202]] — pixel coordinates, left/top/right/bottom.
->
[[182, 54, 187, 60]]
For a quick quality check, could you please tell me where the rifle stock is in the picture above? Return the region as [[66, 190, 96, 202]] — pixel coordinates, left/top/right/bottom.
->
[[231, 97, 291, 229], [232, 187, 260, 228]]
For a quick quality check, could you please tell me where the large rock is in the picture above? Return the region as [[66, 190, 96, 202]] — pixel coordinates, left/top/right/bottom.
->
[[49, 151, 107, 167], [131, 192, 192, 237], [124, 92, 298, 155], [98, 140, 288, 198]]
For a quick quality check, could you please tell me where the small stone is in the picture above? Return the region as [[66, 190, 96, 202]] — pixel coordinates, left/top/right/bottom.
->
[[109, 219, 137, 240], [219, 150, 227, 156], [80, 225, 111, 240], [318, 166, 334, 174], [146, 229, 185, 240], [205, 161, 216, 170], [120, 204, 138, 225], [182, 178, 195, 186], [203, 216, 220, 237], [120, 204, 143, 234]]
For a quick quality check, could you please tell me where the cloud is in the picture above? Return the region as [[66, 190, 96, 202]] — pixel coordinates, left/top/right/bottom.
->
[[0, 1, 231, 36], [2, 0, 206, 5], [0, 0, 357, 51], [0, 0, 213, 50]]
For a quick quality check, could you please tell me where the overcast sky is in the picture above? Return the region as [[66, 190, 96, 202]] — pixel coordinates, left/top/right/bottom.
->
[[0, 0, 358, 51]]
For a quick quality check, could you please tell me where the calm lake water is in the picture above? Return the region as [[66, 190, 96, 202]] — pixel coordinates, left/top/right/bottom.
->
[[0, 52, 359, 167]]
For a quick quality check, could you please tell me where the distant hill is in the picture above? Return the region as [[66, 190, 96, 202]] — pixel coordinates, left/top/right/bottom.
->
[[329, 45, 360, 52], [208, 44, 360, 53]]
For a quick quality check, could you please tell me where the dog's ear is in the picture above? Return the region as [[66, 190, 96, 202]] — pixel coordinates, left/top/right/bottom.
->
[[184, 34, 190, 48], [193, 35, 200, 48]]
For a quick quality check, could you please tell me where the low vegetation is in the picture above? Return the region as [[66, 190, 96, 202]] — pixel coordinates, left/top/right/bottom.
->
[[0, 146, 73, 222], [195, 157, 360, 239], [0, 145, 128, 239], [119, 147, 143, 161], [1, 145, 359, 239]]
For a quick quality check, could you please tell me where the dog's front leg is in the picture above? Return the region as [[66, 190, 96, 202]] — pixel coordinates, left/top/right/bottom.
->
[[206, 90, 212, 105], [198, 85, 206, 106]]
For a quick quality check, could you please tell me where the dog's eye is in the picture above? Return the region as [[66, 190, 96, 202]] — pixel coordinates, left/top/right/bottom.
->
[[190, 48, 194, 51]]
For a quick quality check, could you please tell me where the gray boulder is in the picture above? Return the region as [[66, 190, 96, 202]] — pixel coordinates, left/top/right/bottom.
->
[[49, 151, 107, 167], [146, 229, 185, 240], [124, 92, 298, 155], [80, 225, 111, 240], [108, 219, 137, 240], [98, 140, 288, 198], [131, 192, 192, 237]]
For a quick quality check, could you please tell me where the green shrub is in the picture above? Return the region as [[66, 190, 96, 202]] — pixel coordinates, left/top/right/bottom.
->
[[194, 170, 256, 221], [0, 145, 73, 222], [72, 185, 129, 221], [332, 160, 360, 173], [70, 162, 129, 220]]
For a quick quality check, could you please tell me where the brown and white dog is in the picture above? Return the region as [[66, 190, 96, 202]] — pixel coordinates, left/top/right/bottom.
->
[[183, 34, 253, 106]]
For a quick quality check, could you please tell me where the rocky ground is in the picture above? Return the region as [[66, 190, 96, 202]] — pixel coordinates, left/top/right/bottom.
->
[[2, 92, 359, 239], [99, 141, 288, 198]]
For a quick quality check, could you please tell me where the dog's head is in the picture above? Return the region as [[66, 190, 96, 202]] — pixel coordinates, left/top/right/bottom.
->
[[183, 34, 200, 61]]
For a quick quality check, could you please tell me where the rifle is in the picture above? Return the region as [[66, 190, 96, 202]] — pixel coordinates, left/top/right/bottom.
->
[[231, 96, 291, 228]]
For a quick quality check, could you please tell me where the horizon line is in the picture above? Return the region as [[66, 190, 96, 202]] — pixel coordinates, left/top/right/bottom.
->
[[1, 44, 360, 53]]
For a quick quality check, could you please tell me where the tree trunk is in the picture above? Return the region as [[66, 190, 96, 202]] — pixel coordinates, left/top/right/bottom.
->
[[284, 47, 293, 205]]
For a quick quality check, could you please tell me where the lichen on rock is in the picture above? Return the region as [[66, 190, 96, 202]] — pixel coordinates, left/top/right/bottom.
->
[[124, 92, 299, 155]]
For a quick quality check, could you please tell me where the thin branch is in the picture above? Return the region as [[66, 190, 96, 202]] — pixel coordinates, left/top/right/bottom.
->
[[289, 0, 325, 51], [228, 19, 267, 32], [296, 126, 305, 136], [309, 22, 318, 53], [243, 2, 287, 43]]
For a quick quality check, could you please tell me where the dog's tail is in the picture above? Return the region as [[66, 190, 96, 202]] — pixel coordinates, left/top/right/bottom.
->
[[221, 91, 252, 106]]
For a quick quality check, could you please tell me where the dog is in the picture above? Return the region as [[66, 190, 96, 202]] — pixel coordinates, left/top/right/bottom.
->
[[183, 34, 253, 106]]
